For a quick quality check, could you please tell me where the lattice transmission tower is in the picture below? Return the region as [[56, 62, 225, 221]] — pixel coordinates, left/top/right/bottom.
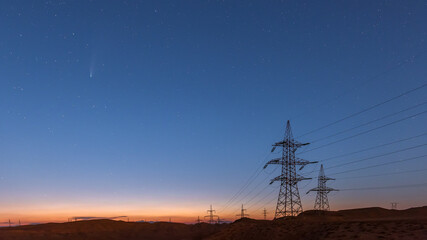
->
[[307, 164, 338, 211], [236, 204, 249, 219], [204, 205, 218, 224], [264, 120, 317, 218]]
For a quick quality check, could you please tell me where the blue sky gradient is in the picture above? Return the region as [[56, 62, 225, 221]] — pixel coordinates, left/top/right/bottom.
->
[[0, 0, 426, 223]]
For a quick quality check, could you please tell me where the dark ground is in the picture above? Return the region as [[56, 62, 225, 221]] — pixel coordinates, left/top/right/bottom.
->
[[1, 206, 426, 240]]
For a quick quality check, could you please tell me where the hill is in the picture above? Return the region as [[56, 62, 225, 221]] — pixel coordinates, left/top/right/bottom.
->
[[298, 206, 427, 220], [207, 206, 427, 240], [0, 219, 225, 240], [0, 207, 426, 240]]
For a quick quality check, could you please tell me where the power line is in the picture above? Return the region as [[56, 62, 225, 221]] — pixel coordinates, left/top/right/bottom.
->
[[316, 132, 427, 163], [247, 187, 277, 211], [339, 168, 427, 180], [340, 183, 427, 191], [232, 166, 279, 208], [299, 109, 427, 155], [225, 184, 275, 218], [290, 50, 427, 122], [232, 148, 315, 216], [217, 152, 272, 213], [298, 82, 427, 138], [326, 143, 427, 170], [250, 192, 277, 213], [329, 154, 427, 176], [310, 101, 427, 143]]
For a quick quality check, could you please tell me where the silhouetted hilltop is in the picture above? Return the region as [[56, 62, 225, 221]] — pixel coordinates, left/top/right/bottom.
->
[[0, 207, 426, 240], [299, 206, 427, 220], [207, 206, 427, 240], [0, 219, 224, 240]]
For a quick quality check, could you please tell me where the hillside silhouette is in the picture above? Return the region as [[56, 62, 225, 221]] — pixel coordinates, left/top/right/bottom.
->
[[0, 207, 426, 240]]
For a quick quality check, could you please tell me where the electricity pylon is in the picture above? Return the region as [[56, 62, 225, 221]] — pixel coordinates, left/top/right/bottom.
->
[[195, 216, 202, 223], [236, 204, 249, 219], [204, 205, 218, 224], [307, 164, 338, 211], [264, 120, 317, 218], [263, 208, 267, 220]]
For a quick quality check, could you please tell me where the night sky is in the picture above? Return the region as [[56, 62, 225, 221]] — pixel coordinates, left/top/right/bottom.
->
[[0, 1, 426, 224]]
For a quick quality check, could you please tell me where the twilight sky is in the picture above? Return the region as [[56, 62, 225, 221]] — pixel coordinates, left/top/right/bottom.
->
[[0, 0, 426, 224]]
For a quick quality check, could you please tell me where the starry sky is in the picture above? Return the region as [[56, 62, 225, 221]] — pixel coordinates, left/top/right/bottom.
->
[[0, 0, 426, 225]]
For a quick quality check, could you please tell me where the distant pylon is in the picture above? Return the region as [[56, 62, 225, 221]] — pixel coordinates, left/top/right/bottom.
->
[[204, 205, 218, 224], [391, 202, 398, 210], [307, 164, 338, 211], [264, 120, 317, 218], [263, 208, 267, 220], [236, 204, 249, 219], [195, 216, 202, 223]]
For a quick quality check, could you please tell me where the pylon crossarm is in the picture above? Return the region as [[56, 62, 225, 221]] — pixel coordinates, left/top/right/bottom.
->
[[319, 176, 335, 181], [263, 158, 283, 169], [272, 140, 289, 146], [306, 187, 320, 194], [272, 140, 309, 148], [295, 158, 318, 170], [270, 175, 311, 184], [269, 175, 282, 184], [297, 176, 312, 181], [296, 174, 312, 182], [296, 142, 310, 148], [325, 187, 339, 192]]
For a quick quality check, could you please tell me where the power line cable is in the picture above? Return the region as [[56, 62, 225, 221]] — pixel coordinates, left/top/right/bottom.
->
[[299, 109, 427, 155], [339, 168, 427, 180], [236, 166, 279, 206], [316, 132, 427, 163], [298, 82, 427, 138], [329, 154, 427, 176], [251, 195, 277, 214], [290, 50, 427, 122], [326, 143, 427, 170], [310, 101, 427, 143], [340, 183, 427, 191], [247, 187, 277, 211], [225, 184, 276, 218], [217, 152, 272, 213]]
